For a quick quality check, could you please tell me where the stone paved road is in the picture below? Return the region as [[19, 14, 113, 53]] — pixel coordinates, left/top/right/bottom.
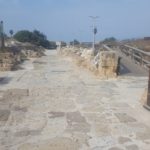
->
[[0, 50, 150, 150]]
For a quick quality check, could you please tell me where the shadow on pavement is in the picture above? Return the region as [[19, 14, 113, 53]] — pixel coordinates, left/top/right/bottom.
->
[[0, 77, 12, 85], [120, 63, 132, 75]]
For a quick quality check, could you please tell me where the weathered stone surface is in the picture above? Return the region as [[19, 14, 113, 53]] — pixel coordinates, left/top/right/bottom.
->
[[115, 113, 137, 123], [96, 51, 118, 77], [0, 50, 149, 149], [108, 147, 124, 150], [0, 52, 20, 71], [12, 106, 27, 112], [0, 109, 10, 121], [118, 136, 132, 144], [58, 47, 118, 78], [66, 111, 86, 124], [48, 111, 65, 118], [126, 144, 139, 150], [66, 111, 90, 133], [94, 123, 111, 137], [136, 130, 150, 141], [140, 88, 147, 105], [18, 138, 79, 150], [14, 129, 41, 137]]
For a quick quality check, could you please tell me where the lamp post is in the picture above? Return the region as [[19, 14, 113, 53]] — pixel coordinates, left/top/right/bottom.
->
[[0, 21, 5, 50], [89, 16, 99, 55]]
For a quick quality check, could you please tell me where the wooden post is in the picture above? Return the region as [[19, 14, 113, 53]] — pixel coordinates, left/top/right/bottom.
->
[[144, 68, 150, 110]]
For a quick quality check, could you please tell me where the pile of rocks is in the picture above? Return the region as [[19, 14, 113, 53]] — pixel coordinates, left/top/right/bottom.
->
[[58, 46, 119, 78]]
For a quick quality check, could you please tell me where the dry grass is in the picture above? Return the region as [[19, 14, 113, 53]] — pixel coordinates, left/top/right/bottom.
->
[[126, 39, 150, 52]]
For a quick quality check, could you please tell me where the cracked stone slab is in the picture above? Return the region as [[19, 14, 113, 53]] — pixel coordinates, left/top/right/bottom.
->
[[115, 113, 137, 123], [66, 111, 86, 124], [108, 147, 124, 150], [18, 137, 79, 150], [48, 111, 65, 118], [66, 111, 91, 133], [94, 123, 111, 137], [125, 144, 139, 150], [14, 129, 41, 137], [0, 109, 10, 122], [118, 136, 132, 144]]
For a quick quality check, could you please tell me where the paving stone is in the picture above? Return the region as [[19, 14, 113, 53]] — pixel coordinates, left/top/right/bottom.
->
[[18, 137, 79, 150], [12, 106, 27, 112], [89, 136, 117, 149], [126, 144, 139, 150], [115, 113, 137, 123], [0, 110, 10, 122], [6, 89, 29, 97], [66, 111, 86, 124], [136, 130, 150, 141], [109, 147, 124, 150], [118, 136, 132, 144], [94, 123, 111, 137], [14, 129, 41, 137], [81, 103, 105, 113], [48, 111, 65, 118], [84, 113, 110, 124]]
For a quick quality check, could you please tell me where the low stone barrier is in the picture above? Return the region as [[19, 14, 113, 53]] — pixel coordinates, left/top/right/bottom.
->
[[0, 52, 20, 71], [58, 47, 119, 78]]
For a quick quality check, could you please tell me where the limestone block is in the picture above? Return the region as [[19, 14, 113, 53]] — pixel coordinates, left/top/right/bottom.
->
[[0, 52, 18, 71], [98, 51, 118, 77], [58, 47, 119, 78], [99, 51, 118, 67], [81, 49, 93, 60]]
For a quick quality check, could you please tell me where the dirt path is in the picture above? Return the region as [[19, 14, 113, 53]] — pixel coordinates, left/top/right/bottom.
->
[[0, 50, 150, 150]]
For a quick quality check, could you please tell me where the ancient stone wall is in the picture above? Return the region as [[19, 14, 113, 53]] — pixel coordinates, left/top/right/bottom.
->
[[21, 50, 41, 58], [0, 52, 20, 71], [96, 51, 118, 77], [58, 47, 119, 78]]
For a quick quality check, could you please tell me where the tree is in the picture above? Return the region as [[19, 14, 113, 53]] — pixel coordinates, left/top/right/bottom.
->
[[9, 30, 14, 37], [14, 30, 51, 49], [49, 41, 57, 49], [103, 37, 117, 43], [14, 30, 33, 42], [70, 39, 80, 46]]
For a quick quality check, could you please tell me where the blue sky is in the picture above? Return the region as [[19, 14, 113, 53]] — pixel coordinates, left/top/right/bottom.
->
[[0, 0, 150, 42]]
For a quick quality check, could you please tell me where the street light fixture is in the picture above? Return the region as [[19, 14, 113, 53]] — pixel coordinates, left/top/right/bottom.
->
[[0, 21, 5, 50], [89, 16, 99, 55]]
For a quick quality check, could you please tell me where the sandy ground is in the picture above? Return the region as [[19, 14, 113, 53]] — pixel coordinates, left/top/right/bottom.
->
[[0, 50, 150, 150]]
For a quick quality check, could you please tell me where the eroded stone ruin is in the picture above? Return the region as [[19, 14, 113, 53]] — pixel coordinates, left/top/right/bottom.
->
[[58, 46, 119, 78], [0, 51, 20, 71], [0, 39, 45, 71]]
